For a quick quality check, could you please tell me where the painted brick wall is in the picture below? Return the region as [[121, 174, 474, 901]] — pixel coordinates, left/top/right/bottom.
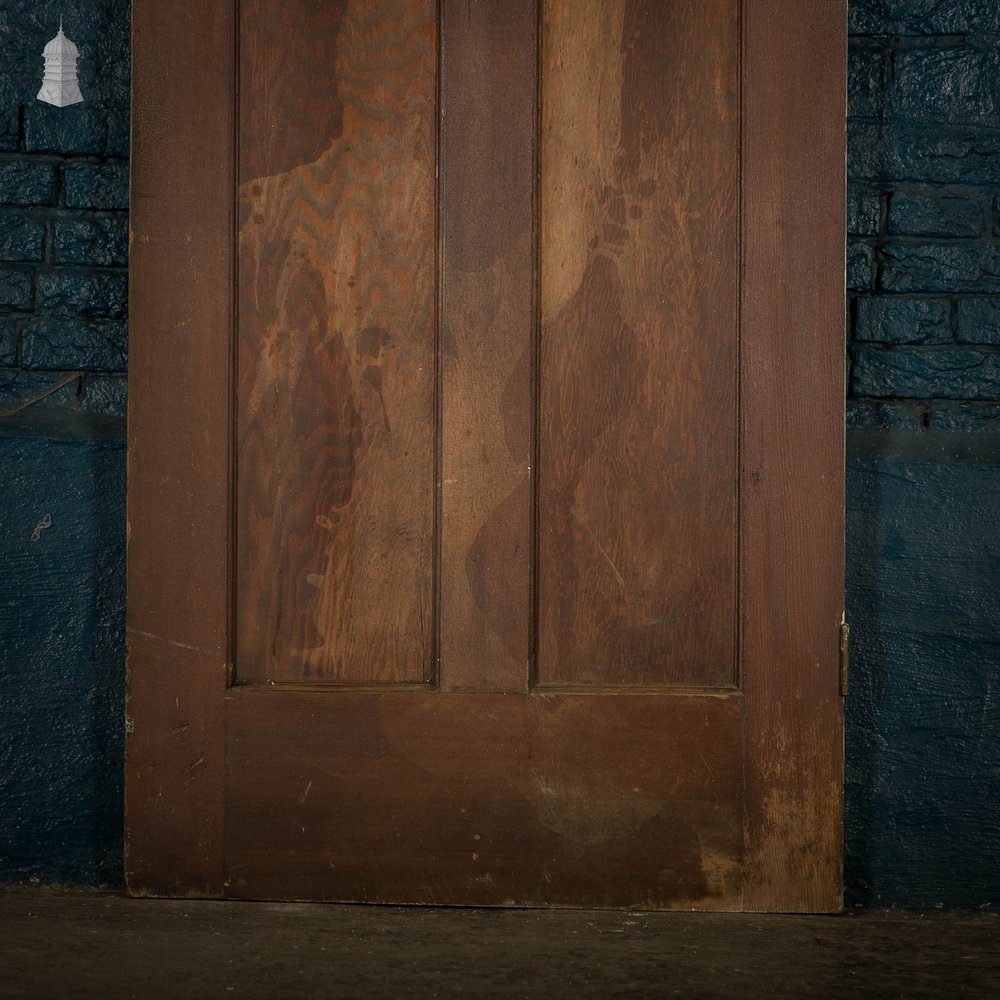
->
[[845, 1, 1000, 909], [0, 0, 129, 418], [0, 1, 128, 885], [848, 1, 1000, 423]]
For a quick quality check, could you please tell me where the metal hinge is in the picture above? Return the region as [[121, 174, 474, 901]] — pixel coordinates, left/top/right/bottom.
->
[[839, 619, 851, 697]]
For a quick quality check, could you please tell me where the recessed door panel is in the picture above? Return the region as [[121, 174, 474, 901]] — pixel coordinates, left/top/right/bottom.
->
[[537, 0, 738, 688], [236, 0, 438, 685]]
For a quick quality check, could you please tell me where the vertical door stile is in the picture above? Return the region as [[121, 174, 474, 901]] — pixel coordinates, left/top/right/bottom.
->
[[125, 0, 234, 896], [438, 0, 537, 693], [740, 0, 846, 911]]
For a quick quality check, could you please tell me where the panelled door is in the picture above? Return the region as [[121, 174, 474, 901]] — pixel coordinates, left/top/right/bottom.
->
[[126, 0, 845, 910]]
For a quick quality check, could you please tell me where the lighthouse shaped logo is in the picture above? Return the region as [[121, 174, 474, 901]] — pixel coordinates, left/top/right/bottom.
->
[[37, 18, 84, 108]]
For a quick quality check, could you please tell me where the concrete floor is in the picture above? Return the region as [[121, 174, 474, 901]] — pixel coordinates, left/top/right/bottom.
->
[[1, 889, 997, 999]]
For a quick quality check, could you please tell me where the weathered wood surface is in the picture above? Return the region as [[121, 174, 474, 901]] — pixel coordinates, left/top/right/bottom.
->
[[126, 0, 232, 896], [225, 687, 744, 908], [740, 0, 846, 911], [127, 0, 846, 912], [236, 0, 438, 684], [536, 0, 739, 688]]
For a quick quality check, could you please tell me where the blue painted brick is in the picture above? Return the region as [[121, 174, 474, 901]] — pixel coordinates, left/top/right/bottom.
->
[[892, 47, 1000, 127], [0, 371, 80, 412], [79, 374, 127, 418], [887, 2, 1000, 34], [0, 217, 45, 263], [0, 320, 16, 366], [0, 423, 126, 885], [35, 271, 127, 319], [848, 241, 876, 292], [855, 297, 952, 344], [845, 454, 1000, 909], [0, 81, 19, 152], [0, 269, 32, 310], [20, 317, 126, 373], [957, 297, 1000, 345], [63, 164, 129, 211], [55, 218, 128, 267], [991, 194, 1000, 237], [846, 399, 927, 430], [851, 344, 1000, 399], [0, 117, 17, 153], [0, 163, 57, 208], [105, 111, 129, 160], [848, 1, 888, 35], [887, 191, 985, 238], [850, 122, 1000, 185], [927, 402, 1000, 431], [848, 188, 882, 236], [849, 48, 885, 119], [880, 243, 1000, 293], [23, 106, 105, 157]]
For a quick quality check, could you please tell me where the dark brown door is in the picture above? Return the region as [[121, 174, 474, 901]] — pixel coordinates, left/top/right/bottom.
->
[[126, 0, 845, 910]]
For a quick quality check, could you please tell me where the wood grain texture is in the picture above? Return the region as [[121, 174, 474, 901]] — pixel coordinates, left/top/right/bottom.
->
[[127, 0, 846, 911], [741, 0, 846, 911], [438, 0, 536, 693], [224, 687, 744, 908], [236, 0, 438, 684], [126, 0, 232, 896], [537, 0, 739, 688]]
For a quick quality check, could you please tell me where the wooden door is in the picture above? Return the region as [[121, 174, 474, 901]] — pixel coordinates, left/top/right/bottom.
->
[[126, 0, 845, 911]]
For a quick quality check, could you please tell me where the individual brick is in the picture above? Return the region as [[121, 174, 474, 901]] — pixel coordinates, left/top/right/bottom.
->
[[0, 162, 58, 208], [848, 47, 885, 120], [23, 105, 105, 157], [855, 297, 952, 344], [848, 188, 882, 237], [991, 193, 1000, 237], [848, 241, 876, 292], [848, 1, 889, 36], [0, 217, 46, 263], [880, 243, 1000, 293], [0, 83, 19, 152], [927, 402, 1000, 431], [850, 345, 1000, 399], [889, 2, 1000, 34], [0, 370, 81, 413], [0, 269, 32, 310], [54, 218, 128, 267], [63, 163, 129, 211], [846, 399, 928, 431], [35, 271, 127, 319], [0, 319, 16, 365], [892, 46, 1000, 127], [956, 298, 1000, 345], [79, 374, 127, 418], [887, 191, 985, 238], [20, 316, 127, 372], [105, 109, 129, 159], [850, 122, 1000, 186]]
